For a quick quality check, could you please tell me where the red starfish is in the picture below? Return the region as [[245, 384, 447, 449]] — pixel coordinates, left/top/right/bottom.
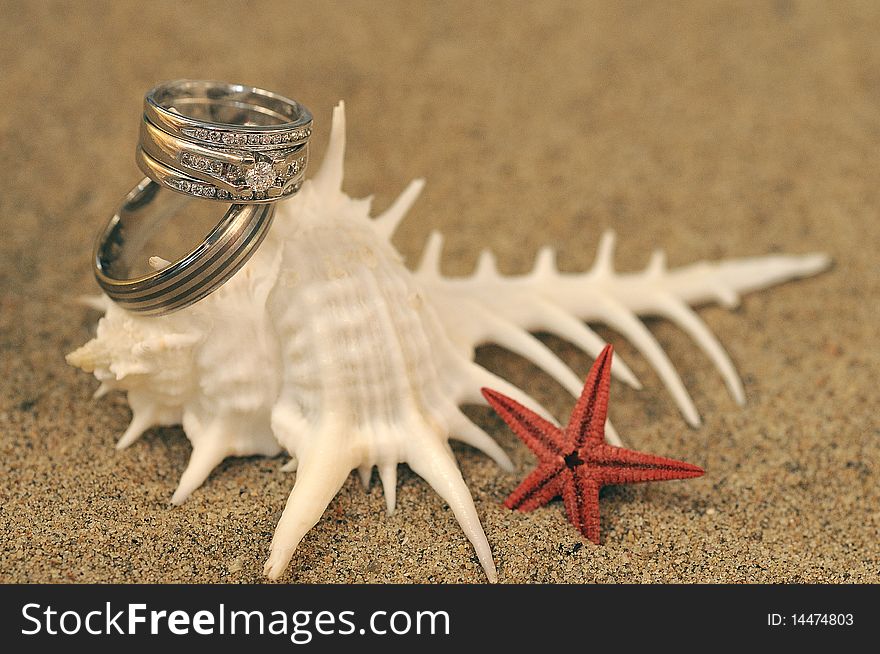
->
[[482, 344, 704, 543]]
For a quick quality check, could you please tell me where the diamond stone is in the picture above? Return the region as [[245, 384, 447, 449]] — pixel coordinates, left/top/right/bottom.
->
[[245, 162, 275, 192]]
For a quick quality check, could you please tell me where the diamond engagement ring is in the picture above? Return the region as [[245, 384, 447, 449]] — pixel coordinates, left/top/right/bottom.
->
[[92, 80, 312, 315]]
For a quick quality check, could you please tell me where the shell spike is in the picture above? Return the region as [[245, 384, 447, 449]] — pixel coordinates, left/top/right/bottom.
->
[[357, 464, 373, 490], [458, 362, 558, 425], [171, 439, 231, 505], [475, 249, 498, 279], [264, 440, 355, 580], [646, 249, 667, 277], [417, 230, 445, 277], [710, 253, 831, 306], [531, 246, 557, 278], [448, 408, 514, 472], [311, 101, 346, 197], [378, 463, 398, 515], [280, 457, 298, 473], [373, 178, 426, 240], [604, 418, 623, 447], [653, 293, 746, 405], [593, 295, 702, 427], [92, 382, 113, 399], [713, 284, 741, 309], [591, 229, 617, 277], [407, 434, 497, 582], [469, 305, 584, 397], [116, 407, 156, 450], [527, 297, 642, 389]]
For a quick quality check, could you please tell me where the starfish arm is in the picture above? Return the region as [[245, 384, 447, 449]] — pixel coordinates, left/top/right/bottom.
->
[[504, 462, 565, 512], [590, 443, 704, 485], [565, 344, 614, 449], [561, 468, 602, 544], [482, 387, 565, 459]]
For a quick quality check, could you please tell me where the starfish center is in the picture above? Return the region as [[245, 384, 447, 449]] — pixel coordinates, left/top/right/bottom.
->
[[564, 450, 584, 468]]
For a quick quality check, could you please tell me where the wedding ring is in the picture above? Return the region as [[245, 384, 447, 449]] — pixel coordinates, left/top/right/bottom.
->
[[93, 178, 276, 316], [144, 79, 312, 148], [138, 120, 307, 203], [140, 80, 312, 203], [93, 80, 311, 315]]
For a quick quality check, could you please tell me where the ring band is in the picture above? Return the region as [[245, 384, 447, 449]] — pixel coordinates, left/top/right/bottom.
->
[[144, 79, 312, 149], [93, 178, 275, 316], [140, 80, 312, 203], [137, 126, 307, 203]]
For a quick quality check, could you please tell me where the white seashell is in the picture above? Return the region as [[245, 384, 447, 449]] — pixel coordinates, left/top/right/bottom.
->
[[67, 102, 830, 582]]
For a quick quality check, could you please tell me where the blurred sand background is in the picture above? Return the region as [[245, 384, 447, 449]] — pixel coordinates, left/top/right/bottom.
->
[[0, 0, 877, 583]]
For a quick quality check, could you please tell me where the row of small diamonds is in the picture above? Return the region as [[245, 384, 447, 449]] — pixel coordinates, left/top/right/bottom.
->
[[180, 152, 224, 176], [168, 179, 224, 198], [181, 126, 311, 146], [167, 177, 303, 201]]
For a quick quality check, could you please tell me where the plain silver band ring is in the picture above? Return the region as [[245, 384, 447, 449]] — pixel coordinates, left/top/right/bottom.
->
[[93, 178, 275, 316]]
